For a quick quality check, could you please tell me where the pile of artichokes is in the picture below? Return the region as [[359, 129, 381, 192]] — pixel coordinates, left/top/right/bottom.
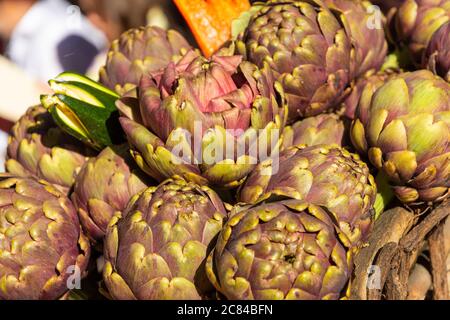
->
[[0, 0, 448, 300]]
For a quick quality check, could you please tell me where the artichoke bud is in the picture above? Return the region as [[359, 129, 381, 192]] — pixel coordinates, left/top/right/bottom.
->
[[41, 72, 122, 150]]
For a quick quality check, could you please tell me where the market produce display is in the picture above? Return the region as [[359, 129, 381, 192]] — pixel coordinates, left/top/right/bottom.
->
[[1, 0, 449, 300]]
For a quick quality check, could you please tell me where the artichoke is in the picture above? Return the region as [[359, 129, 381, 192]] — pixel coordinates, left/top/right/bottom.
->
[[351, 70, 450, 204], [282, 114, 346, 149], [239, 144, 377, 247], [6, 105, 94, 195], [0, 175, 90, 300], [323, 0, 388, 78], [236, 0, 354, 121], [423, 21, 450, 82], [99, 26, 192, 95], [103, 177, 227, 300], [206, 200, 351, 300], [118, 49, 287, 188], [71, 145, 151, 243], [388, 0, 450, 65]]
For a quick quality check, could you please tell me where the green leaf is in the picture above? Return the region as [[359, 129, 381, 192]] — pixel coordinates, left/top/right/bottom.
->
[[57, 94, 122, 149], [43, 72, 123, 150], [54, 72, 119, 98], [374, 171, 395, 220]]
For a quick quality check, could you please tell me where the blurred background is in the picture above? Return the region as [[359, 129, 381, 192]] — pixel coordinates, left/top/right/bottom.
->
[[0, 0, 191, 170]]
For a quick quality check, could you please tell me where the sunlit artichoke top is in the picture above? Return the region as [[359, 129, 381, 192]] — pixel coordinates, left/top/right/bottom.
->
[[0, 176, 90, 300], [118, 49, 287, 188]]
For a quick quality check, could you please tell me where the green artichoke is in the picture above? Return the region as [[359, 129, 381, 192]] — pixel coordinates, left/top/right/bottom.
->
[[103, 177, 227, 300], [236, 0, 354, 121], [71, 145, 151, 243], [388, 0, 450, 65], [423, 21, 450, 82], [351, 70, 450, 204], [323, 0, 388, 78], [99, 26, 192, 95], [282, 114, 345, 149], [238, 144, 377, 247], [118, 50, 287, 189], [206, 200, 351, 300], [6, 105, 94, 195], [0, 175, 90, 300]]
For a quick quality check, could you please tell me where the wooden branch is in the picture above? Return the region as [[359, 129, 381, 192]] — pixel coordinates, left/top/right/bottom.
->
[[429, 222, 449, 300]]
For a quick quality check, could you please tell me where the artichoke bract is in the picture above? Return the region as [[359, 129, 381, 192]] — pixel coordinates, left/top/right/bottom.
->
[[388, 0, 450, 65], [118, 50, 287, 189], [103, 177, 227, 300], [99, 26, 192, 95], [351, 70, 450, 204], [282, 114, 345, 149], [71, 145, 151, 243], [236, 0, 353, 121], [239, 145, 377, 247], [206, 200, 351, 300], [6, 105, 94, 195], [0, 175, 90, 300], [323, 0, 388, 78], [423, 21, 450, 82]]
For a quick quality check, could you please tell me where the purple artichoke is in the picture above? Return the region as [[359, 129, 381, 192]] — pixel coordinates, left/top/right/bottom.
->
[[71, 145, 151, 243], [423, 21, 450, 82], [100, 26, 192, 95], [6, 105, 94, 195], [239, 144, 377, 247], [206, 200, 351, 300], [118, 49, 287, 188], [103, 177, 227, 300]]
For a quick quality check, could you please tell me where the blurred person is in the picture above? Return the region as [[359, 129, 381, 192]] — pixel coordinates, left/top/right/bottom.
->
[[73, 0, 193, 43], [0, 0, 108, 83]]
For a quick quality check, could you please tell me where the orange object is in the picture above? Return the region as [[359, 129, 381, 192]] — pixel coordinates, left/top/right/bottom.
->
[[174, 0, 250, 57]]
